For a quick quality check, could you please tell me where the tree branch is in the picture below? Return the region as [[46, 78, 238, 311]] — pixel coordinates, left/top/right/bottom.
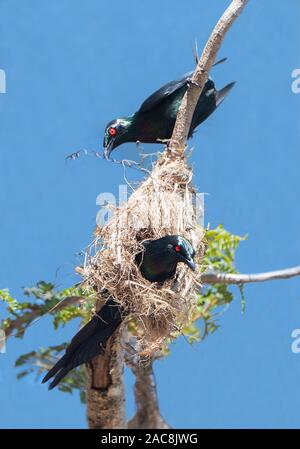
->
[[169, 0, 248, 153], [3, 296, 83, 339], [85, 298, 126, 429], [86, 329, 126, 429], [5, 262, 300, 342], [128, 360, 170, 429], [201, 266, 300, 285]]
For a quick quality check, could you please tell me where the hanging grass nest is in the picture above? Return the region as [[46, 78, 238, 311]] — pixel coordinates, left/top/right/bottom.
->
[[81, 153, 205, 356]]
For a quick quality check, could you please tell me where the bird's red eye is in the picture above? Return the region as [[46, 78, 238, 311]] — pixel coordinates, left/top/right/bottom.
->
[[175, 245, 180, 252], [109, 127, 117, 137]]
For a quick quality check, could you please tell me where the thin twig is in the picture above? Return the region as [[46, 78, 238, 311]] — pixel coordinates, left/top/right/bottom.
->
[[66, 148, 151, 174], [201, 266, 300, 285], [169, 0, 248, 153]]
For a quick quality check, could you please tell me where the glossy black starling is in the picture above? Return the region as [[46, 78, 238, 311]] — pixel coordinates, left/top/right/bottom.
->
[[103, 69, 235, 158], [135, 235, 195, 283], [42, 235, 195, 389]]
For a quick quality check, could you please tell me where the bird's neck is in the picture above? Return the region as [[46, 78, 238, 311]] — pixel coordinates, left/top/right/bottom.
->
[[119, 115, 141, 144], [126, 113, 165, 144]]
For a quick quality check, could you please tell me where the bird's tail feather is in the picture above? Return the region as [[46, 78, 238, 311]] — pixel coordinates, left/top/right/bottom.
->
[[48, 367, 71, 390], [42, 299, 122, 389], [46, 318, 121, 389], [213, 57, 227, 67], [216, 82, 236, 107], [42, 354, 68, 384]]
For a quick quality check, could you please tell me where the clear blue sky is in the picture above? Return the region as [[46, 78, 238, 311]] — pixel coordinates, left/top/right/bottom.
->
[[0, 0, 300, 429]]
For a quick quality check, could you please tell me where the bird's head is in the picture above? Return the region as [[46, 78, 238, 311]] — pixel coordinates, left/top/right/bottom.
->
[[165, 235, 196, 271], [103, 117, 132, 159], [136, 235, 196, 283]]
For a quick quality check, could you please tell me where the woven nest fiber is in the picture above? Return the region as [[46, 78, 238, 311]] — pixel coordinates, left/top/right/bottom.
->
[[82, 154, 205, 356]]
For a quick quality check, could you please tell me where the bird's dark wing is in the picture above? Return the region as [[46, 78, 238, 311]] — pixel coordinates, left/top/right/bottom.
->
[[42, 297, 122, 389], [215, 81, 236, 107], [139, 56, 229, 114], [138, 71, 193, 113]]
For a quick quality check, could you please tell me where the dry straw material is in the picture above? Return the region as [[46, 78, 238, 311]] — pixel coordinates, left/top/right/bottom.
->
[[82, 154, 205, 356]]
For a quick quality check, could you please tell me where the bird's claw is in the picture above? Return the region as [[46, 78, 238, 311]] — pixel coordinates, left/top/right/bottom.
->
[[156, 138, 170, 144], [186, 77, 200, 88]]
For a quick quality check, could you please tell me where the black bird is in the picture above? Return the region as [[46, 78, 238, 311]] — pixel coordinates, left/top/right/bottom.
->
[[135, 235, 195, 283], [42, 235, 195, 389], [103, 66, 235, 158]]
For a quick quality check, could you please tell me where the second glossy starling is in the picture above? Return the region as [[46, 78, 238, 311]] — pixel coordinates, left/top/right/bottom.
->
[[103, 67, 235, 158], [42, 235, 196, 389]]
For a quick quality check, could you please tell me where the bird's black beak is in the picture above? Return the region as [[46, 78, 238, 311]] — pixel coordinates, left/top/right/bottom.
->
[[184, 257, 196, 271], [104, 139, 115, 160]]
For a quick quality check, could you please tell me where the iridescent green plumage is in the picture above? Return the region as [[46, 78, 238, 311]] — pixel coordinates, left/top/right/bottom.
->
[[103, 70, 235, 158]]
